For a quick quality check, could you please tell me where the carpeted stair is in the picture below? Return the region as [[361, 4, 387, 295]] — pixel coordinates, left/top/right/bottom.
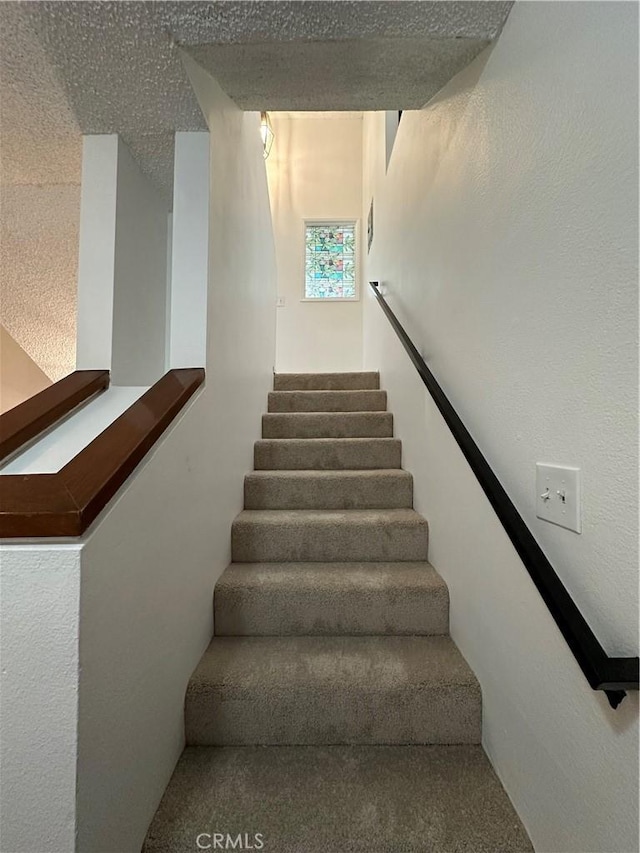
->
[[144, 372, 532, 852]]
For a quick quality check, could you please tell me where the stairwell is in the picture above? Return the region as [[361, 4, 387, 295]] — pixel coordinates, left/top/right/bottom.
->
[[144, 372, 532, 852]]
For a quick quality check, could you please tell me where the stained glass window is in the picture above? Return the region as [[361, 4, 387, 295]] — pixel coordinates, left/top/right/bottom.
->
[[304, 222, 357, 299]]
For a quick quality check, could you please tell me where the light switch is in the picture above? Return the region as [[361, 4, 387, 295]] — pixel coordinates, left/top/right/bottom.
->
[[276, 296, 286, 308], [536, 463, 581, 533]]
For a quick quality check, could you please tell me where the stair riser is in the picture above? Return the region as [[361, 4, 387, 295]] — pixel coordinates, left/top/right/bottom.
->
[[268, 391, 387, 413], [185, 687, 481, 746], [244, 473, 412, 509], [231, 520, 428, 562], [215, 586, 448, 636], [262, 412, 393, 439], [274, 372, 380, 391], [254, 440, 401, 470]]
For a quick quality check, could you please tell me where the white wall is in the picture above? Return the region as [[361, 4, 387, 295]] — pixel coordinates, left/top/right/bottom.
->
[[362, 4, 638, 852], [266, 113, 363, 373], [75, 135, 118, 373], [73, 57, 277, 852], [169, 132, 209, 369], [0, 546, 81, 853], [111, 138, 169, 385], [76, 135, 169, 384]]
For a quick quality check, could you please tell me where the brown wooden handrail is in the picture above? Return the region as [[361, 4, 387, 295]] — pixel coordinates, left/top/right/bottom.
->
[[0, 368, 205, 538], [0, 370, 110, 463]]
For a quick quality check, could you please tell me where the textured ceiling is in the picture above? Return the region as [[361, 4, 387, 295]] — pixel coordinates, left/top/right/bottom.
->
[[0, 0, 513, 198], [0, 0, 511, 380], [184, 37, 492, 112], [0, 2, 206, 200], [168, 1, 513, 43]]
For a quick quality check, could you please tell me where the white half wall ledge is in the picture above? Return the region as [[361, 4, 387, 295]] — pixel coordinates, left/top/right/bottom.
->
[[0, 385, 149, 475]]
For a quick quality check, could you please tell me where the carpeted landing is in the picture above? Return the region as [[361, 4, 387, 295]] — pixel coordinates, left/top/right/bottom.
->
[[143, 745, 531, 853]]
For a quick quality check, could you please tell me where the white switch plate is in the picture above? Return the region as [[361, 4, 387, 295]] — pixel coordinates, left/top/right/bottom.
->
[[536, 463, 581, 533], [276, 296, 286, 308]]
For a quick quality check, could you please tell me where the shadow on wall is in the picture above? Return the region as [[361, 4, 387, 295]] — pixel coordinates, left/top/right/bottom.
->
[[0, 182, 79, 385], [0, 325, 52, 413], [0, 6, 81, 386]]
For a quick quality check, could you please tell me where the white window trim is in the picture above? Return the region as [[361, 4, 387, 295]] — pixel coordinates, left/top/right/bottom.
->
[[301, 218, 360, 302]]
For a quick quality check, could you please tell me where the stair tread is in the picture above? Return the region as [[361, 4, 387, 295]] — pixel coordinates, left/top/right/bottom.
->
[[244, 469, 413, 509], [245, 468, 411, 480], [216, 561, 445, 596], [274, 371, 380, 391], [270, 390, 385, 399], [268, 390, 387, 412], [189, 635, 477, 690], [232, 509, 429, 562], [256, 436, 399, 444], [186, 635, 478, 744], [263, 411, 390, 418], [143, 744, 533, 853], [234, 508, 425, 523], [254, 437, 402, 471], [215, 561, 448, 637], [262, 411, 393, 438]]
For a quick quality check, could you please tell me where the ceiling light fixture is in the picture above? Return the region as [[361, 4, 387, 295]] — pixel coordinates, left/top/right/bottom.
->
[[260, 111, 274, 159]]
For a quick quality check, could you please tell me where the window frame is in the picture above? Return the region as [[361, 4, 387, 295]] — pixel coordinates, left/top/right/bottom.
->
[[301, 218, 360, 303]]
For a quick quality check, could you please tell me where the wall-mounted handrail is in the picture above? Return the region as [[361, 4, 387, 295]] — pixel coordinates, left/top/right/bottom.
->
[[369, 281, 638, 709], [0, 370, 110, 463], [0, 368, 204, 539]]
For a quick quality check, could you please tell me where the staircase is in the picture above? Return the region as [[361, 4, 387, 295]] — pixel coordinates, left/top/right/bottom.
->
[[144, 372, 532, 852]]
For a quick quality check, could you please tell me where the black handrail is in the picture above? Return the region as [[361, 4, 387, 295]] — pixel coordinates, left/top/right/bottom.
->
[[369, 281, 639, 709]]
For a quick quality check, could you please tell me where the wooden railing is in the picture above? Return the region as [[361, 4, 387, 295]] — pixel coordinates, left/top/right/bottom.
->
[[0, 369, 204, 538], [0, 370, 109, 463]]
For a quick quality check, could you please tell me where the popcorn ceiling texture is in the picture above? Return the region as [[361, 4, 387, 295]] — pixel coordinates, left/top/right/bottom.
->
[[184, 36, 499, 111], [168, 1, 513, 43], [0, 0, 511, 378], [0, 0, 513, 198], [0, 5, 81, 187]]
